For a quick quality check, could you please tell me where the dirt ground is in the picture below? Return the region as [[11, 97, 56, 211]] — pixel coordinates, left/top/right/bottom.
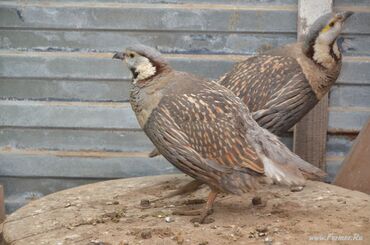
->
[[3, 174, 370, 245]]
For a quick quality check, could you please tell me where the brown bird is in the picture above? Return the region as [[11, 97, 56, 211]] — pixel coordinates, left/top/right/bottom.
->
[[113, 45, 326, 223], [219, 11, 353, 134], [148, 11, 353, 160], [146, 11, 352, 197]]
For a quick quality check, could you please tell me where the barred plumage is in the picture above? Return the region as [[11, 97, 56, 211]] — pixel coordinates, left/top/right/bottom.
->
[[218, 11, 353, 135], [113, 45, 327, 223]]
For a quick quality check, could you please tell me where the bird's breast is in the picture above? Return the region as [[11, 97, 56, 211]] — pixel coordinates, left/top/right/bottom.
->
[[129, 85, 163, 129]]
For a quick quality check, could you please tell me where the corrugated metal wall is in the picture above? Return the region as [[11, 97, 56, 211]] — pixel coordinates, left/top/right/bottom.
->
[[0, 0, 369, 213]]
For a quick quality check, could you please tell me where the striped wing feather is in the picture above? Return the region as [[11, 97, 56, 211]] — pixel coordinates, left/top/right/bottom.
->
[[219, 55, 318, 135], [144, 85, 266, 193]]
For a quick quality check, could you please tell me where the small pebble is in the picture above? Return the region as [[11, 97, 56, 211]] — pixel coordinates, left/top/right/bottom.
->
[[141, 229, 152, 239], [290, 186, 304, 192], [140, 199, 151, 208], [258, 232, 266, 237], [193, 222, 200, 227], [264, 237, 273, 245], [165, 216, 174, 223], [256, 226, 268, 233], [252, 196, 262, 206]]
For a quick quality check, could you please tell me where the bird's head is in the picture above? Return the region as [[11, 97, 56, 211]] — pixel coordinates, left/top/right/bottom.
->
[[303, 11, 353, 58], [113, 45, 169, 84]]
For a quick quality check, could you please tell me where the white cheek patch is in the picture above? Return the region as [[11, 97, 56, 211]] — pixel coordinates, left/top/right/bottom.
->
[[128, 56, 157, 83], [135, 61, 157, 81]]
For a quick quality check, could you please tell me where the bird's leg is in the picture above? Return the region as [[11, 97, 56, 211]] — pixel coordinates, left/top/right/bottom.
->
[[173, 190, 218, 224], [148, 148, 160, 158], [198, 190, 218, 223], [151, 180, 203, 202]]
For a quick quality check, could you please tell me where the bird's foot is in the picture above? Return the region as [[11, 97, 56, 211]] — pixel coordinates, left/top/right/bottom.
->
[[151, 180, 203, 203], [173, 190, 218, 224], [173, 208, 214, 224]]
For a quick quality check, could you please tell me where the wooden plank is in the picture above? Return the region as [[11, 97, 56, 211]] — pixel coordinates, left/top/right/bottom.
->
[[0, 128, 293, 152], [335, 0, 370, 6], [0, 185, 5, 222], [0, 2, 297, 33], [0, 128, 155, 152], [326, 134, 356, 158], [0, 30, 296, 55], [334, 119, 370, 194], [329, 85, 370, 107], [0, 52, 240, 81], [0, 78, 130, 102], [337, 57, 370, 85], [4, 0, 297, 5], [1, 52, 369, 83], [328, 107, 370, 133], [0, 151, 177, 178], [1, 100, 367, 131], [0, 100, 140, 129], [293, 0, 333, 169]]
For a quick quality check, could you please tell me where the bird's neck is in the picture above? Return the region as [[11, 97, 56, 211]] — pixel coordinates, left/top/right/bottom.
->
[[306, 39, 341, 70], [129, 72, 169, 128]]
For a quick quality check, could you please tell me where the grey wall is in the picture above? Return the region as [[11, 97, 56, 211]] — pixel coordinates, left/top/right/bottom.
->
[[0, 0, 369, 213]]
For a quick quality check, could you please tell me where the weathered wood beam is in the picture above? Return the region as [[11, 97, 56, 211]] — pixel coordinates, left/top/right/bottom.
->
[[293, 0, 333, 169], [334, 118, 370, 194], [0, 185, 5, 222]]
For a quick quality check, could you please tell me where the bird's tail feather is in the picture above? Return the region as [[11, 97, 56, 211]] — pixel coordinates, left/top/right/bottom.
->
[[247, 120, 327, 186]]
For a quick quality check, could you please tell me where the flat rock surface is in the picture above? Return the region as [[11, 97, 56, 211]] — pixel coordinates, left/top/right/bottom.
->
[[3, 174, 370, 245]]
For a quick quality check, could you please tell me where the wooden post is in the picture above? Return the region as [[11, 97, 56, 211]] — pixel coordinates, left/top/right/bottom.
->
[[334, 118, 370, 194], [0, 185, 4, 223], [293, 0, 333, 169]]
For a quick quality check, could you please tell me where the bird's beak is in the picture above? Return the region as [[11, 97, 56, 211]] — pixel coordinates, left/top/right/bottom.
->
[[340, 11, 354, 21], [113, 52, 125, 60]]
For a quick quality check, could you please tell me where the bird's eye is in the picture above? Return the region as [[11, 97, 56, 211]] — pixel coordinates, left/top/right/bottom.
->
[[129, 53, 135, 58], [329, 21, 335, 27]]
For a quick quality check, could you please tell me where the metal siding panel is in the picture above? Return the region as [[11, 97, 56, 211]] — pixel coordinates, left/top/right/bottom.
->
[[0, 30, 296, 55], [0, 78, 130, 102], [0, 100, 139, 129], [329, 85, 370, 107], [0, 52, 237, 80], [0, 128, 154, 152], [0, 154, 177, 178], [0, 3, 297, 33], [328, 108, 370, 132]]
